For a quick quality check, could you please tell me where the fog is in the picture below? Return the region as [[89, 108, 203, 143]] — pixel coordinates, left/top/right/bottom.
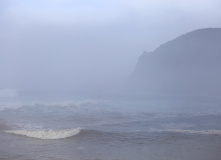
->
[[129, 28, 221, 95], [1, 0, 221, 95]]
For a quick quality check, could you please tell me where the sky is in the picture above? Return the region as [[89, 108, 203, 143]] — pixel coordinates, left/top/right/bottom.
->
[[0, 0, 221, 92]]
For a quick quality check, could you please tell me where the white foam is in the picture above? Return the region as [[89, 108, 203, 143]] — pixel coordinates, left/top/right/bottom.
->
[[4, 128, 81, 139], [167, 129, 221, 135], [0, 102, 24, 111], [0, 100, 102, 111]]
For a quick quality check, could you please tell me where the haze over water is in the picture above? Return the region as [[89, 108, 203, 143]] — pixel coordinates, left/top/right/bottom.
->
[[1, 94, 221, 160], [1, 1, 221, 160]]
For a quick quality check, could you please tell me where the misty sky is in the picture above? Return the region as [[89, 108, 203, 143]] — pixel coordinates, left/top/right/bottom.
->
[[1, 0, 221, 91]]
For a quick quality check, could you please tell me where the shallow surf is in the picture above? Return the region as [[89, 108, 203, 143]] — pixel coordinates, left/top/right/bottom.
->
[[1, 95, 221, 160]]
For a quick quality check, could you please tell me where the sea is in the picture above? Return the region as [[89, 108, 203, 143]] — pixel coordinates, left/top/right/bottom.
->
[[1, 92, 221, 160]]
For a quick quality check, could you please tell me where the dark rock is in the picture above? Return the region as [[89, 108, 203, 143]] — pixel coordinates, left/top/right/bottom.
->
[[129, 28, 221, 94]]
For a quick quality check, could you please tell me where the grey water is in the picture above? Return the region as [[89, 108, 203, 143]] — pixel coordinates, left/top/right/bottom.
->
[[1, 94, 221, 160]]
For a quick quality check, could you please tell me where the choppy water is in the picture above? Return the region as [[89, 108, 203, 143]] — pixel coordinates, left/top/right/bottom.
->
[[1, 94, 221, 160]]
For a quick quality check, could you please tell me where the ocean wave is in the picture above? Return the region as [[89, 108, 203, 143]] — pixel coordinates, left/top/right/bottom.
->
[[0, 100, 102, 111], [167, 129, 221, 135], [4, 128, 81, 139]]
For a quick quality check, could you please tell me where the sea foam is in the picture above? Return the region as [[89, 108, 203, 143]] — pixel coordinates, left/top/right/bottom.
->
[[167, 129, 221, 135], [4, 128, 81, 139], [0, 100, 101, 111]]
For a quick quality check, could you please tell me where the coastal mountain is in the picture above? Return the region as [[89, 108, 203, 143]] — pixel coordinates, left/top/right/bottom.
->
[[129, 28, 221, 94]]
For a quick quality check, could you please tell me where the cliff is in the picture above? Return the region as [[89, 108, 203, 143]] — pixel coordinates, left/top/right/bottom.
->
[[130, 28, 221, 94]]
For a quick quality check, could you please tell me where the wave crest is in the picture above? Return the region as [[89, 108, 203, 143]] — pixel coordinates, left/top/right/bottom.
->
[[4, 128, 81, 139], [167, 129, 221, 135], [0, 100, 102, 111]]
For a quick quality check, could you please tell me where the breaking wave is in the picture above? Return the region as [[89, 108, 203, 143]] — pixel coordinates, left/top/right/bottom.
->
[[0, 100, 102, 111], [167, 129, 221, 135], [4, 128, 81, 139]]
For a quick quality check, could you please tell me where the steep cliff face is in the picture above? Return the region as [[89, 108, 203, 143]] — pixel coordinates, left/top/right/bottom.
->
[[130, 28, 221, 94]]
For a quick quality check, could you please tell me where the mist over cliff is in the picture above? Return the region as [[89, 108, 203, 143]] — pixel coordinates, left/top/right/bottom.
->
[[129, 28, 221, 94]]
